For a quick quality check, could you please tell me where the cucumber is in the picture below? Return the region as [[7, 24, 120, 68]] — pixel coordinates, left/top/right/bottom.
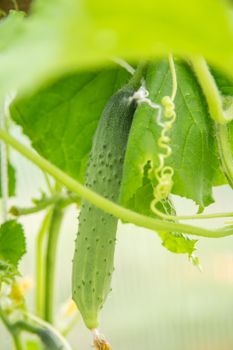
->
[[72, 81, 139, 330]]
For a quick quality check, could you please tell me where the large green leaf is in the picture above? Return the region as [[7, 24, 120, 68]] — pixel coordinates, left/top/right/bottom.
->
[[120, 61, 216, 211], [10, 67, 130, 182], [119, 60, 215, 258], [0, 0, 233, 103]]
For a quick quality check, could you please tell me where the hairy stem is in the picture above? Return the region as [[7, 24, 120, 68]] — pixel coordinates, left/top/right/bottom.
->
[[10, 196, 60, 216], [13, 320, 41, 335], [23, 312, 72, 350], [168, 54, 177, 101], [191, 56, 233, 124], [129, 61, 147, 89], [151, 205, 233, 221], [0, 128, 232, 238], [10, 193, 79, 216], [61, 313, 81, 336], [1, 310, 72, 350], [12, 333, 24, 350], [0, 309, 24, 350], [44, 204, 64, 323], [190, 57, 233, 191]]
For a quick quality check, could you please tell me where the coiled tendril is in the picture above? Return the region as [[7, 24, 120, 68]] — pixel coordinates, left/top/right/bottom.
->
[[150, 55, 177, 217]]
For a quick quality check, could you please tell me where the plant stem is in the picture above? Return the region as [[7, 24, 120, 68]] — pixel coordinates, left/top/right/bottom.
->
[[150, 205, 233, 221], [44, 173, 54, 194], [13, 320, 41, 335], [44, 203, 64, 323], [36, 209, 53, 317], [12, 333, 24, 350], [10, 195, 60, 216], [0, 106, 9, 222], [168, 54, 177, 101], [190, 57, 233, 192], [129, 61, 147, 89], [0, 308, 24, 350], [191, 56, 233, 124], [0, 128, 232, 238], [10, 193, 79, 216], [61, 313, 81, 337], [215, 123, 233, 188], [23, 312, 72, 350]]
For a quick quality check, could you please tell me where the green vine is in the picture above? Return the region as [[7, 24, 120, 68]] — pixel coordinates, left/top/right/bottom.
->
[[10, 193, 79, 217], [36, 210, 53, 318], [0, 308, 23, 350], [44, 201, 64, 323], [0, 307, 72, 350], [191, 56, 233, 124], [0, 127, 232, 238], [191, 57, 233, 189]]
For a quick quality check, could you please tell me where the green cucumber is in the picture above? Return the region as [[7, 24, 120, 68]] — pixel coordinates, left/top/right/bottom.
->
[[72, 78, 141, 330]]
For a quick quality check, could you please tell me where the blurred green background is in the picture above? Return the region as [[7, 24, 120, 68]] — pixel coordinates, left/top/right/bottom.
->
[[1, 128, 233, 349]]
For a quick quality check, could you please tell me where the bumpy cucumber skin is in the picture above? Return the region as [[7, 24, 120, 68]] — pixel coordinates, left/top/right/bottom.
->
[[72, 86, 137, 329]]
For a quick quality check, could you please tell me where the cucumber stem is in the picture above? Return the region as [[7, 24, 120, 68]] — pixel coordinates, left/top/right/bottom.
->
[[128, 61, 147, 89]]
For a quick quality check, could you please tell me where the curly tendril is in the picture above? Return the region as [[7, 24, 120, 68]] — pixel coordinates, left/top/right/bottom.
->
[[150, 95, 176, 215], [150, 54, 177, 217], [130, 56, 177, 219]]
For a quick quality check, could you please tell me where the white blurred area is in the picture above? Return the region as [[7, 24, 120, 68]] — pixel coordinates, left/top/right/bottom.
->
[[1, 127, 233, 349]]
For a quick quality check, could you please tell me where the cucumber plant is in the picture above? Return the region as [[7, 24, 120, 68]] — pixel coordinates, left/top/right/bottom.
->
[[1, 0, 233, 350]]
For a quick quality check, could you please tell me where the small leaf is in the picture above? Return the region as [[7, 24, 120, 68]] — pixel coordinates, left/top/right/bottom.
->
[[0, 260, 18, 283], [0, 220, 26, 267], [160, 231, 197, 255]]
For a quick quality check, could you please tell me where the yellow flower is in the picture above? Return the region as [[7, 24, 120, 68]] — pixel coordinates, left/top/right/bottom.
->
[[10, 276, 33, 303]]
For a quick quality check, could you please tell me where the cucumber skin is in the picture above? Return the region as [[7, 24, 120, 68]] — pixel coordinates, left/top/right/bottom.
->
[[72, 85, 137, 329]]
